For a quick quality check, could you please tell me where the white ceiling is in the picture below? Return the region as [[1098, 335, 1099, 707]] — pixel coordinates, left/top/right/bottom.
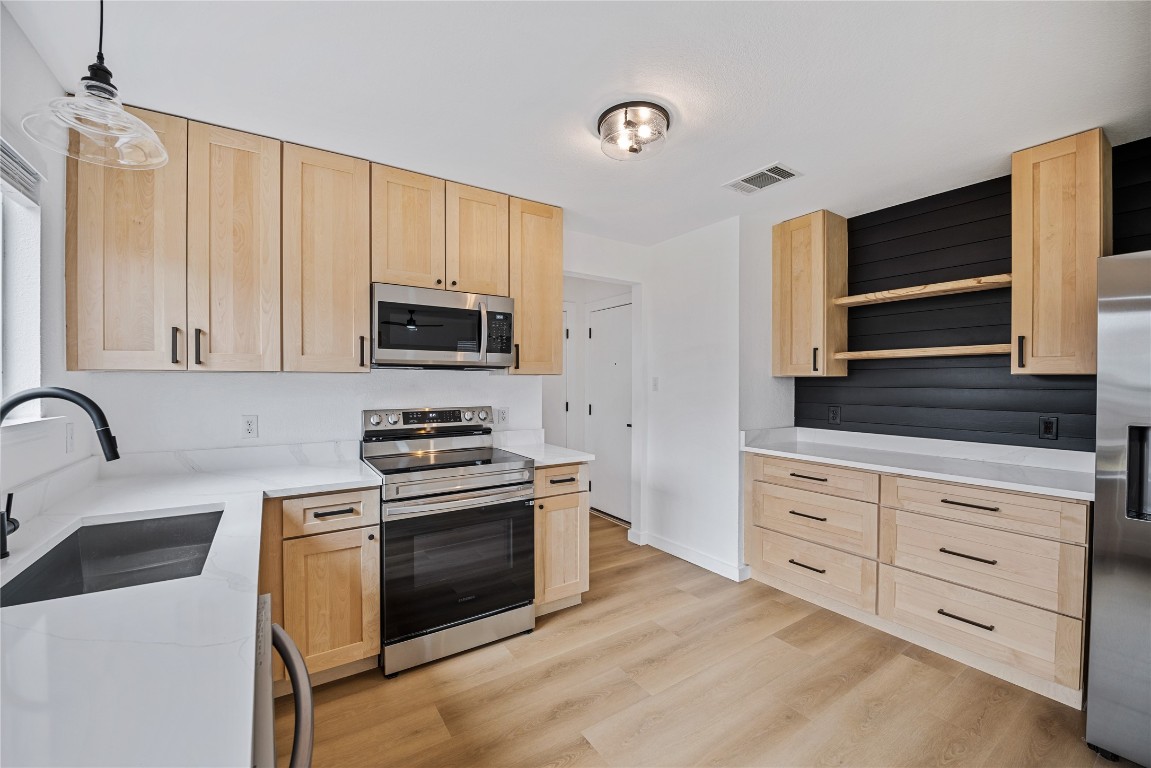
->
[[6, 1, 1150, 245]]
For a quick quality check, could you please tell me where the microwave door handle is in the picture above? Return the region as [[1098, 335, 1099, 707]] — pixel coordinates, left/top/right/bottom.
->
[[479, 302, 489, 361]]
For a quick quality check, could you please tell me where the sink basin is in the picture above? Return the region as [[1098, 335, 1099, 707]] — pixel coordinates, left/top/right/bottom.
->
[[0, 510, 223, 607]]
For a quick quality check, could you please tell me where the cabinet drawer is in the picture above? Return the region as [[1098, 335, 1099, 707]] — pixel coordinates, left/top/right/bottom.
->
[[749, 455, 878, 503], [535, 463, 588, 498], [747, 528, 877, 613], [878, 566, 1082, 688], [751, 482, 878, 558], [282, 488, 380, 538], [880, 475, 1088, 544], [879, 509, 1085, 617]]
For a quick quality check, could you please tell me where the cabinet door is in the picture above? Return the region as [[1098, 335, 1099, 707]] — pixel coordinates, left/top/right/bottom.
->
[[282, 144, 371, 372], [187, 123, 281, 371], [66, 107, 188, 370], [283, 526, 381, 674], [509, 198, 563, 374], [1011, 129, 1111, 375], [771, 210, 848, 377], [446, 182, 509, 296], [371, 165, 446, 289], [534, 490, 590, 605]]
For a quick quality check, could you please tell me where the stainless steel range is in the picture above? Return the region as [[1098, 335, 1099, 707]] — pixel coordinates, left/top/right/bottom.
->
[[360, 406, 536, 676]]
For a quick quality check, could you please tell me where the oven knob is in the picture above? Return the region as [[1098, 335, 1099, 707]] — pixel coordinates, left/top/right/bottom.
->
[[369, 413, 382, 426], [463, 410, 475, 421], [386, 413, 400, 425], [477, 409, 489, 421]]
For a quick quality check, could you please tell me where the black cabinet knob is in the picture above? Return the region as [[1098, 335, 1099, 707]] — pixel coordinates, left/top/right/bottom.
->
[[368, 533, 375, 541], [451, 280, 457, 286], [537, 504, 544, 509]]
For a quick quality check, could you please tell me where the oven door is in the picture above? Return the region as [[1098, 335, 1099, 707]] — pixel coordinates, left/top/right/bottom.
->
[[383, 493, 535, 645], [372, 283, 484, 367]]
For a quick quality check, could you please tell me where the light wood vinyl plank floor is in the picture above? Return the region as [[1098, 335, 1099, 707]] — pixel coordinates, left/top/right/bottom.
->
[[276, 515, 1126, 768]]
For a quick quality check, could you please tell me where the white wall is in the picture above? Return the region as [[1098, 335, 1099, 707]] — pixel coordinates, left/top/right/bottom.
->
[[739, 210, 794, 431], [0, 11, 542, 495], [566, 223, 745, 578]]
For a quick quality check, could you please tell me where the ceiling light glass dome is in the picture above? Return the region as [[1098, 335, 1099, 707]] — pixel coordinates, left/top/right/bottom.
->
[[598, 102, 670, 161]]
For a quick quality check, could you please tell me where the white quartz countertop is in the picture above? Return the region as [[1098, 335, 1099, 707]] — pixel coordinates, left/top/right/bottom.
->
[[742, 428, 1094, 501], [505, 443, 595, 467], [0, 450, 379, 768]]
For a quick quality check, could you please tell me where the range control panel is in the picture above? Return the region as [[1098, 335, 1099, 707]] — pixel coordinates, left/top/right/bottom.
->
[[362, 406, 493, 431]]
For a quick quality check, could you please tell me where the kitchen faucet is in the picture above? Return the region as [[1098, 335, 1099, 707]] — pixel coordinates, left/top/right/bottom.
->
[[0, 387, 120, 558]]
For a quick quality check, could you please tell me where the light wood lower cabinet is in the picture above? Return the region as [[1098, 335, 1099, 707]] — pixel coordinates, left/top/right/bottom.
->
[[535, 490, 590, 606], [67, 107, 188, 370], [283, 526, 381, 675], [259, 487, 381, 683], [744, 453, 1091, 706]]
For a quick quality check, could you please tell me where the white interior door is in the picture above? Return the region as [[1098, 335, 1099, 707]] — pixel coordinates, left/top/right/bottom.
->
[[587, 302, 632, 521]]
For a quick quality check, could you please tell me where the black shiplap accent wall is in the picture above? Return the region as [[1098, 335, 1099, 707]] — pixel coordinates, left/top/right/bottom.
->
[[794, 136, 1151, 453]]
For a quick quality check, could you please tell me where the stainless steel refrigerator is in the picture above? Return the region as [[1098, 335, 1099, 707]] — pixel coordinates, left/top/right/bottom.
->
[[1086, 250, 1151, 765]]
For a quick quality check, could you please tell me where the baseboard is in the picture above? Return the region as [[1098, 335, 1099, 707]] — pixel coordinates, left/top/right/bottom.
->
[[642, 532, 742, 581]]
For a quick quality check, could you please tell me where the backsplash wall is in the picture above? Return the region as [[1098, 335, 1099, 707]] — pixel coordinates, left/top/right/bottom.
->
[[795, 136, 1151, 452]]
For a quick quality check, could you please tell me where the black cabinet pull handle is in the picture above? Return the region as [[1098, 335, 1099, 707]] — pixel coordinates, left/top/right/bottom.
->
[[194, 328, 203, 365], [788, 558, 826, 574], [789, 472, 828, 482], [940, 498, 1000, 512], [939, 547, 998, 566], [937, 608, 994, 632], [549, 477, 577, 485], [1017, 335, 1025, 368], [171, 327, 179, 364], [359, 336, 366, 367], [514, 343, 520, 370], [788, 510, 828, 522], [813, 347, 819, 372], [313, 507, 356, 519], [626, 423, 632, 428]]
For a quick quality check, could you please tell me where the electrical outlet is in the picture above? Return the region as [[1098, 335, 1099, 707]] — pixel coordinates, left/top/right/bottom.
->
[[1039, 416, 1058, 440], [242, 415, 258, 439], [828, 406, 842, 426], [496, 407, 510, 425], [65, 422, 75, 453]]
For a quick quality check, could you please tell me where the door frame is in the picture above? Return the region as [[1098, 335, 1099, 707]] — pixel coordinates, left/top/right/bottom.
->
[[563, 274, 646, 546]]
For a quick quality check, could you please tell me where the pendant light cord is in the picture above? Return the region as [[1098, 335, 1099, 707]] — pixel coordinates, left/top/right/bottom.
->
[[97, 0, 104, 64]]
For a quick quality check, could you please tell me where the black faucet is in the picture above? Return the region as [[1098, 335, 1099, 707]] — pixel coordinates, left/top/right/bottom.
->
[[0, 387, 121, 558]]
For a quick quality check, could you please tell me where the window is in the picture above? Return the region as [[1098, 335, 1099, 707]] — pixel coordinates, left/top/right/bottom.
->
[[1, 138, 43, 417]]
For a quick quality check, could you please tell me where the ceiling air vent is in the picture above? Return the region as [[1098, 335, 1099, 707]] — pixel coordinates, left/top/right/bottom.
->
[[724, 163, 801, 195]]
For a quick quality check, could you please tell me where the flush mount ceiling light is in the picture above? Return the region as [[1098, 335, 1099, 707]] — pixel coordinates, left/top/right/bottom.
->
[[598, 101, 670, 161], [22, 0, 168, 170]]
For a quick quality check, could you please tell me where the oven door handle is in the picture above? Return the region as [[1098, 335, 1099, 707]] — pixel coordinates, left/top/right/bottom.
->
[[384, 484, 534, 519], [479, 301, 489, 362]]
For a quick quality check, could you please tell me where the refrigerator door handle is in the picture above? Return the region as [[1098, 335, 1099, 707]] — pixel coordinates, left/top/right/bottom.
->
[[1127, 425, 1150, 521]]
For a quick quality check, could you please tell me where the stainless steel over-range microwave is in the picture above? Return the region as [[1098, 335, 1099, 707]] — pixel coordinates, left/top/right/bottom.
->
[[370, 283, 515, 368]]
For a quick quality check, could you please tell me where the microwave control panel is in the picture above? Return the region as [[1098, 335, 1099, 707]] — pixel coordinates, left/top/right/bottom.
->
[[486, 313, 513, 354]]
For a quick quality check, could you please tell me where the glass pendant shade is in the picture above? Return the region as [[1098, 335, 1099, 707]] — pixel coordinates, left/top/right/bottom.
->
[[598, 102, 670, 161], [22, 80, 168, 170]]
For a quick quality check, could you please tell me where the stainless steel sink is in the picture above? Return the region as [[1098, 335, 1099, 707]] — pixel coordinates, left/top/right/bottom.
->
[[0, 510, 223, 607]]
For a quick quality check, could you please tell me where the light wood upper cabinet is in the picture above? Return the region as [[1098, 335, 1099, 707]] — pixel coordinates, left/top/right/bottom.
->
[[187, 123, 281, 371], [282, 526, 381, 675], [370, 165, 446, 289], [66, 107, 188, 370], [771, 210, 848, 377], [282, 144, 371, 372], [535, 490, 590, 605], [1011, 128, 1112, 375], [509, 198, 564, 375], [446, 181, 509, 296]]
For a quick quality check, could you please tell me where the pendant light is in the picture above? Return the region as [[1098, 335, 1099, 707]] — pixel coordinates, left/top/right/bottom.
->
[[598, 102, 670, 161], [22, 0, 168, 170]]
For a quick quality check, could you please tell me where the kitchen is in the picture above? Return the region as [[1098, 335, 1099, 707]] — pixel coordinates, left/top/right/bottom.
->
[[1, 2, 1149, 767]]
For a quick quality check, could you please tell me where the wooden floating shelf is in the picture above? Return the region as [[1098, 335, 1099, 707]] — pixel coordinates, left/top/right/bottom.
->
[[834, 273, 1013, 307], [833, 344, 1013, 361]]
